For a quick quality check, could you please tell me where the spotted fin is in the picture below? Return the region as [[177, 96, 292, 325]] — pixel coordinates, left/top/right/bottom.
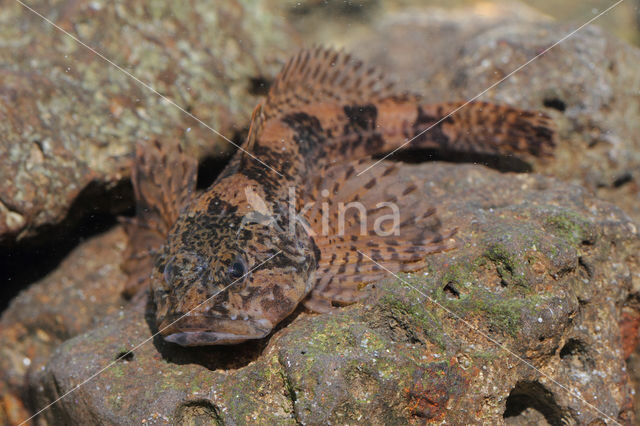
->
[[262, 46, 396, 120], [260, 47, 554, 161], [301, 159, 456, 312], [121, 141, 198, 298], [323, 99, 556, 162], [409, 101, 556, 158]]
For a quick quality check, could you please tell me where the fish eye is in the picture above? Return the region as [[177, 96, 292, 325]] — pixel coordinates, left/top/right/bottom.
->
[[227, 257, 247, 281]]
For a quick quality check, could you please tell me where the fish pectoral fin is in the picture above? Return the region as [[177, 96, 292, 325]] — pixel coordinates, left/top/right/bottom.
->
[[302, 294, 335, 314], [121, 140, 198, 298], [120, 217, 160, 298], [305, 273, 376, 311], [303, 159, 457, 306], [309, 232, 456, 307], [303, 276, 375, 313]]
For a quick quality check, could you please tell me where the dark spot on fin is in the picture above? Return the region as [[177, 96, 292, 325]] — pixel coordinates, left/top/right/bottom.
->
[[343, 104, 378, 130], [262, 46, 395, 120]]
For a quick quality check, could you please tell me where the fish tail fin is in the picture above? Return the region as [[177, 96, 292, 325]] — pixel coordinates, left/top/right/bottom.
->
[[412, 101, 556, 158], [256, 47, 555, 162]]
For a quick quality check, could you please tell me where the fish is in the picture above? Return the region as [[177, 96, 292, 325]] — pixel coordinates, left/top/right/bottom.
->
[[122, 46, 555, 346]]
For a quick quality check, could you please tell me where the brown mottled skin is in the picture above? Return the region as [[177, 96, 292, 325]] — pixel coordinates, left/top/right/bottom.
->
[[123, 47, 555, 346]]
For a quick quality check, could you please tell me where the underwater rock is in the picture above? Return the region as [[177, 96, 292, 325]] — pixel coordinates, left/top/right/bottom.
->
[[0, 0, 296, 242], [3, 2, 640, 424], [349, 5, 640, 225], [21, 163, 639, 425], [0, 226, 128, 425]]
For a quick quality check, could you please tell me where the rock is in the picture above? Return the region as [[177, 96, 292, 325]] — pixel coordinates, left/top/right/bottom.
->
[[0, 0, 297, 242], [24, 163, 639, 425], [4, 2, 640, 424], [0, 226, 128, 425], [347, 4, 640, 226]]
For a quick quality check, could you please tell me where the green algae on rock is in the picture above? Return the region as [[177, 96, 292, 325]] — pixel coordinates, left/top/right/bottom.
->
[[16, 163, 638, 425], [3, 2, 640, 424]]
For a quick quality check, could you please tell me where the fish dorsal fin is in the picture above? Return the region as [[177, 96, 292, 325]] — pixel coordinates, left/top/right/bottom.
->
[[245, 104, 264, 151], [239, 104, 265, 166], [262, 46, 396, 120]]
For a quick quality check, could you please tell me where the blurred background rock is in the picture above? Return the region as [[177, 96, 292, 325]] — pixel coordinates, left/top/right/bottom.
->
[[287, 0, 640, 46]]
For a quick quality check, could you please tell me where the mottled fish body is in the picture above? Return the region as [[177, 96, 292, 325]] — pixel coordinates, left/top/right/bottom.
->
[[123, 47, 555, 346]]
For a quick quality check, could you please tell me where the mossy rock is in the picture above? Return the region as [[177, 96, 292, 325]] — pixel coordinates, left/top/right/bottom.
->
[[18, 163, 637, 424]]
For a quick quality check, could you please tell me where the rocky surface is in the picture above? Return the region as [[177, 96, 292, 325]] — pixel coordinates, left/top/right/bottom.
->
[[0, 227, 128, 425], [3, 1, 640, 425], [346, 3, 640, 226], [5, 163, 636, 425], [0, 0, 296, 242]]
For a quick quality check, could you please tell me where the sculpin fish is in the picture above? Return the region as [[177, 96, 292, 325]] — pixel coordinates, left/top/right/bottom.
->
[[122, 47, 555, 346]]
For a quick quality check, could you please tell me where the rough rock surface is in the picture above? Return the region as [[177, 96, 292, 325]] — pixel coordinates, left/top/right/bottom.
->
[[347, 4, 640, 225], [18, 163, 639, 425], [0, 0, 296, 242], [0, 227, 128, 425], [3, 1, 640, 425]]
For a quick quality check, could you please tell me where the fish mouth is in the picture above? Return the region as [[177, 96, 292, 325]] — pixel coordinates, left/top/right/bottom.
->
[[159, 316, 272, 346]]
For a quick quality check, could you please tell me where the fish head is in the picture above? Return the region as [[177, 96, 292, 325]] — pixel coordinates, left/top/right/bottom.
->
[[150, 179, 318, 346]]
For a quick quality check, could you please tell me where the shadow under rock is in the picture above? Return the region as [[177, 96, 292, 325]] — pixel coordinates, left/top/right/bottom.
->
[[379, 148, 533, 173], [0, 178, 134, 313]]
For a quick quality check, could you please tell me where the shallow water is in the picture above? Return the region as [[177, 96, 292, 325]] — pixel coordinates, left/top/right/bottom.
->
[[2, 1, 640, 424], [289, 0, 640, 46]]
